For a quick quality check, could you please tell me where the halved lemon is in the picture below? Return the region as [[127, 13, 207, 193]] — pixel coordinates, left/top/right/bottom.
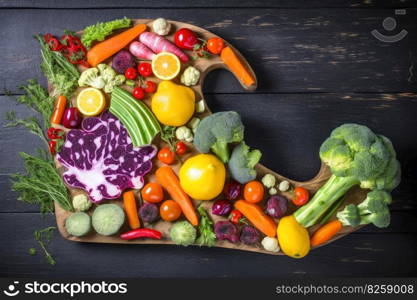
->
[[152, 52, 181, 80], [76, 87, 105, 116]]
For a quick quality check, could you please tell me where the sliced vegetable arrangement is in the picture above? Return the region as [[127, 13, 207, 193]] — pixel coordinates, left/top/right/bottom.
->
[[7, 17, 401, 263]]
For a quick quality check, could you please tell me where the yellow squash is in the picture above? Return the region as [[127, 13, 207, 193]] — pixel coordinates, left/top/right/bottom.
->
[[179, 154, 226, 200], [277, 215, 310, 258], [151, 80, 195, 126]]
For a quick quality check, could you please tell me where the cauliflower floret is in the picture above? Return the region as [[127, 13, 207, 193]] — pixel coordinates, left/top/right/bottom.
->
[[152, 18, 171, 36], [262, 174, 276, 188], [181, 66, 200, 86], [261, 237, 280, 253], [176, 126, 193, 142], [72, 194, 92, 212], [278, 180, 290, 192]]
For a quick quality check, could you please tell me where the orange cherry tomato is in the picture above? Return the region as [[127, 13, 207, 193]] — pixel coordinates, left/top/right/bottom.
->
[[158, 147, 175, 165], [207, 37, 225, 55], [243, 181, 265, 203], [160, 199, 182, 222], [292, 186, 310, 206], [141, 182, 164, 203]]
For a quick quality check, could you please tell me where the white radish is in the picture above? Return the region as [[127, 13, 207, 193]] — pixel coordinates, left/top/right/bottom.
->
[[139, 32, 189, 62], [129, 41, 155, 61]]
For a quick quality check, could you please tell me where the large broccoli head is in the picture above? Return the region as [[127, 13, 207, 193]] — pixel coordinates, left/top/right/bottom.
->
[[319, 123, 400, 189], [228, 142, 262, 184], [193, 111, 244, 163]]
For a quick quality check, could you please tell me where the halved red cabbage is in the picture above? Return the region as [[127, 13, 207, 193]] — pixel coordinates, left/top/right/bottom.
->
[[57, 111, 157, 202]]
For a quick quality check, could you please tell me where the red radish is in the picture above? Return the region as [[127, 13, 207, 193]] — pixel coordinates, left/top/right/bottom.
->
[[129, 41, 155, 61], [139, 32, 188, 62]]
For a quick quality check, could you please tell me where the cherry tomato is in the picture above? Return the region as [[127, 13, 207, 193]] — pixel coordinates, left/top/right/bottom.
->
[[144, 81, 157, 93], [160, 200, 182, 222], [207, 37, 225, 55], [138, 62, 153, 77], [132, 87, 145, 100], [292, 187, 310, 206], [243, 180, 265, 203], [141, 182, 164, 203], [175, 141, 187, 155], [125, 67, 138, 80], [158, 147, 175, 164], [174, 28, 199, 50]]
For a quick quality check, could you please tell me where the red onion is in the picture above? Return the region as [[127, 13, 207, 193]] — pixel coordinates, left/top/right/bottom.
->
[[266, 195, 288, 218], [223, 180, 241, 201], [211, 199, 232, 216]]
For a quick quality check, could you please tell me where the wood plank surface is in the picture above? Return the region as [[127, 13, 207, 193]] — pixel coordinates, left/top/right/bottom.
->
[[1, 8, 416, 94], [0, 213, 416, 278]]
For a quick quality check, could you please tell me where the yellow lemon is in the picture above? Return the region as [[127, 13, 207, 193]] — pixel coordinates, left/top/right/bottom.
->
[[152, 52, 181, 80], [151, 80, 195, 126], [277, 215, 310, 258], [76, 87, 105, 116], [179, 154, 226, 200]]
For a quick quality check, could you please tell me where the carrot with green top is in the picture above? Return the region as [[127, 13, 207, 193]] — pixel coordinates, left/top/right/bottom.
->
[[87, 23, 147, 66], [310, 220, 342, 247]]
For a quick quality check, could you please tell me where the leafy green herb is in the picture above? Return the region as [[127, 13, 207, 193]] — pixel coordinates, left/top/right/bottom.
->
[[28, 248, 37, 255], [196, 205, 216, 247], [11, 151, 73, 214], [34, 227, 56, 265], [81, 17, 132, 49], [5, 111, 48, 145], [160, 125, 176, 151], [35, 35, 79, 98]]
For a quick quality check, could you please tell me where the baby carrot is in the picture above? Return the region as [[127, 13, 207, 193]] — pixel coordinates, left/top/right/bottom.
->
[[235, 200, 277, 237], [123, 190, 140, 229], [50, 95, 67, 125], [310, 220, 342, 247], [220, 46, 255, 88]]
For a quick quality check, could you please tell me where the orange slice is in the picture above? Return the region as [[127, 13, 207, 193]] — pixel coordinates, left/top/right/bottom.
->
[[152, 52, 181, 80]]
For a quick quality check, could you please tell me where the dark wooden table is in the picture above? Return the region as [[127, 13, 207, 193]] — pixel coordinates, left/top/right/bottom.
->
[[1, 0, 416, 278]]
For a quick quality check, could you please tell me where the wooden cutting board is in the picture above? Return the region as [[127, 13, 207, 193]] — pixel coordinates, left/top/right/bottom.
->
[[54, 19, 365, 255]]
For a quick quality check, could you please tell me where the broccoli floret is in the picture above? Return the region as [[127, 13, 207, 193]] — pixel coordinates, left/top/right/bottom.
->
[[193, 111, 244, 163], [228, 142, 262, 184], [294, 123, 401, 228], [336, 204, 360, 227], [360, 208, 390, 228], [357, 190, 391, 214]]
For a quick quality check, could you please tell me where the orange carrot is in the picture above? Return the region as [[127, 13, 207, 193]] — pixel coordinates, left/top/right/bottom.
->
[[123, 190, 140, 229], [155, 166, 198, 226], [310, 220, 342, 247], [220, 46, 255, 88], [50, 95, 67, 124], [87, 23, 147, 67], [235, 200, 277, 237]]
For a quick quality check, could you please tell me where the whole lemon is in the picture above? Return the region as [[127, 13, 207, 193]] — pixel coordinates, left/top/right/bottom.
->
[[277, 215, 310, 258], [179, 154, 226, 200], [151, 80, 195, 126]]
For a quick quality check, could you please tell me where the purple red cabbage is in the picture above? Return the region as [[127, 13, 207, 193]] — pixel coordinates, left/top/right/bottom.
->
[[57, 111, 157, 202]]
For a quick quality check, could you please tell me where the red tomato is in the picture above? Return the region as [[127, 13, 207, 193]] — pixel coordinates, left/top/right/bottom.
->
[[174, 28, 199, 50], [175, 141, 187, 155], [160, 200, 182, 222], [125, 67, 138, 80], [132, 87, 145, 100], [144, 81, 157, 93], [292, 187, 310, 206], [138, 62, 153, 77], [158, 147, 175, 164], [141, 182, 164, 203], [243, 181, 264, 203], [207, 37, 225, 55]]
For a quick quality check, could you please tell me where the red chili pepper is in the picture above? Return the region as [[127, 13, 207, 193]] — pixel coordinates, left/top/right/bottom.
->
[[229, 209, 243, 224], [43, 33, 54, 43], [47, 37, 62, 51], [47, 128, 64, 140], [48, 140, 57, 155], [120, 228, 162, 240]]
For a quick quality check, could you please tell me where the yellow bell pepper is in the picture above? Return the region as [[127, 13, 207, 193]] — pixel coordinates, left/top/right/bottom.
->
[[151, 81, 195, 126]]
